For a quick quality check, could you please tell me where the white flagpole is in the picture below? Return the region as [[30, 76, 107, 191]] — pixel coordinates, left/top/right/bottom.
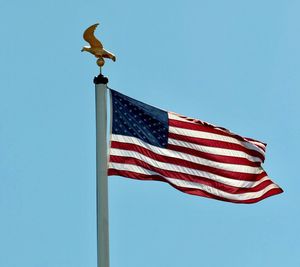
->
[[94, 74, 110, 267]]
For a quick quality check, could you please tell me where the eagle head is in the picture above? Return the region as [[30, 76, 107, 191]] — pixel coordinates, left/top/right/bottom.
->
[[81, 46, 89, 52]]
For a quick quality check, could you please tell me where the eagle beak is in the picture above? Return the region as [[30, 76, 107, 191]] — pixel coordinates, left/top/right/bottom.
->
[[81, 48, 84, 52]]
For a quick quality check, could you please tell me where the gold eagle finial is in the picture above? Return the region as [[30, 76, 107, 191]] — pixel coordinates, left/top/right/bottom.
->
[[81, 23, 116, 68]]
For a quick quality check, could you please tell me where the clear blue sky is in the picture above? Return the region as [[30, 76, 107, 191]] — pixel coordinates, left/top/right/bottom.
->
[[0, 0, 299, 266]]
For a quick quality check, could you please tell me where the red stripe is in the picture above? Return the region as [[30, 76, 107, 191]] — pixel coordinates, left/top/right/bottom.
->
[[167, 143, 261, 167], [169, 119, 266, 152], [111, 141, 265, 181], [170, 119, 246, 141], [108, 168, 283, 204], [169, 133, 265, 162], [109, 155, 271, 194], [112, 138, 261, 167]]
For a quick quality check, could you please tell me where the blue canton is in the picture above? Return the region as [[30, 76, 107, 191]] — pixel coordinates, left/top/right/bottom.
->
[[111, 90, 168, 148]]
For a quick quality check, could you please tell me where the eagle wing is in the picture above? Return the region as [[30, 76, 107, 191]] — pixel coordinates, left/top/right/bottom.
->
[[83, 23, 103, 48]]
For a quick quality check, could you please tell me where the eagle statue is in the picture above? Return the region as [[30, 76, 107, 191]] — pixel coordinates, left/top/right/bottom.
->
[[81, 23, 116, 67]]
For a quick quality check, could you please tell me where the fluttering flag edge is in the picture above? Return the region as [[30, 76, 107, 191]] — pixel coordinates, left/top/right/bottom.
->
[[107, 89, 283, 204]]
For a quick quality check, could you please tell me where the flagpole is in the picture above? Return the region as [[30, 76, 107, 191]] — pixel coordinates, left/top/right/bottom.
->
[[94, 73, 110, 267]]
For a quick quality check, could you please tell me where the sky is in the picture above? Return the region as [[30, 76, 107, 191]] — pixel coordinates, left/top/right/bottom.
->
[[0, 0, 299, 266]]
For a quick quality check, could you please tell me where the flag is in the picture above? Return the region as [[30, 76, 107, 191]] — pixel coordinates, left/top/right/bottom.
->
[[108, 89, 283, 204]]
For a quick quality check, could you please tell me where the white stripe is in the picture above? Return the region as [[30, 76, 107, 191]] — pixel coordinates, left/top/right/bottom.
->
[[109, 162, 279, 201], [169, 112, 190, 122], [111, 134, 263, 174], [110, 148, 266, 188], [169, 126, 265, 157], [109, 139, 268, 189], [169, 113, 266, 156], [168, 138, 262, 163], [247, 140, 266, 150]]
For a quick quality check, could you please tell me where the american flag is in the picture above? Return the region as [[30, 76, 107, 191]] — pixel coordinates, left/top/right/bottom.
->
[[108, 89, 283, 204]]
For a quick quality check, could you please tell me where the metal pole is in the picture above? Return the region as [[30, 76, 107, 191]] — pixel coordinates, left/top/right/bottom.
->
[[94, 74, 109, 267]]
